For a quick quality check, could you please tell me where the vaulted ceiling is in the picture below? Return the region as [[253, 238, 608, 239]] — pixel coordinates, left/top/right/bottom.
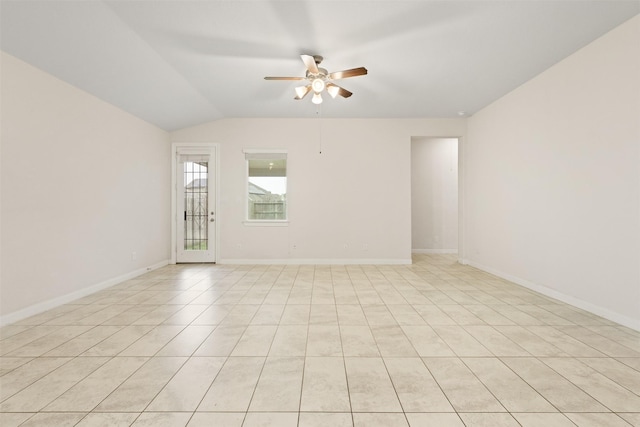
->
[[2, 1, 638, 131]]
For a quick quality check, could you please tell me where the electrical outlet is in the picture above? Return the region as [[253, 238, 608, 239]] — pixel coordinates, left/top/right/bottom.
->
[[131, 251, 137, 261]]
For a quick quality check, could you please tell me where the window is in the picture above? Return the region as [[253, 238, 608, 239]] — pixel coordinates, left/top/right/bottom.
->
[[245, 151, 287, 221]]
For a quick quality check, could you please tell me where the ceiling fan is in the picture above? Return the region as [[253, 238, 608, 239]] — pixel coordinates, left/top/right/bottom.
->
[[264, 55, 368, 104]]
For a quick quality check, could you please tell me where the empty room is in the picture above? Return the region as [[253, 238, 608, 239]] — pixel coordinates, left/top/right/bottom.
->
[[1, 1, 639, 426]]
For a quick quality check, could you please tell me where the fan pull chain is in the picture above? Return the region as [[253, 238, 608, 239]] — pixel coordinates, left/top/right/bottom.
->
[[316, 105, 323, 154]]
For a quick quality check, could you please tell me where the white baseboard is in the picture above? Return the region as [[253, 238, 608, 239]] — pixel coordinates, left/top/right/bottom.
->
[[218, 258, 413, 265], [412, 249, 458, 254], [467, 260, 640, 332], [0, 259, 169, 326]]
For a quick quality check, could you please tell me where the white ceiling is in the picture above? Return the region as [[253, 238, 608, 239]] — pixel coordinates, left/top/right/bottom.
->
[[2, 1, 638, 131]]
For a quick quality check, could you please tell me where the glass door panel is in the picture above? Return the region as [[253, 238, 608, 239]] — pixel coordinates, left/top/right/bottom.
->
[[184, 161, 208, 251]]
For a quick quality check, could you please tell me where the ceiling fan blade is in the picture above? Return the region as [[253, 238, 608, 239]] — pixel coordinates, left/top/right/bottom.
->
[[294, 85, 312, 100], [301, 54, 319, 75], [327, 83, 353, 98], [264, 76, 306, 80], [328, 67, 368, 80]]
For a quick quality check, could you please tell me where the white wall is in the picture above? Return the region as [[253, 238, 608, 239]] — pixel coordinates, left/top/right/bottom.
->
[[411, 137, 459, 253], [0, 52, 171, 323], [171, 118, 466, 264], [465, 15, 640, 329]]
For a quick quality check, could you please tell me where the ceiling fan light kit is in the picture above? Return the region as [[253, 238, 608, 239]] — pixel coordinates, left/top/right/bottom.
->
[[265, 54, 367, 104]]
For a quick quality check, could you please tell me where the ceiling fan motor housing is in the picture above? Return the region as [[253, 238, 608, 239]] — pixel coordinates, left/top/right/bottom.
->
[[306, 67, 328, 80]]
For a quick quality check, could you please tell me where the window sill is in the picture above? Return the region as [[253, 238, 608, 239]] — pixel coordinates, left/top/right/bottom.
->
[[243, 220, 289, 227]]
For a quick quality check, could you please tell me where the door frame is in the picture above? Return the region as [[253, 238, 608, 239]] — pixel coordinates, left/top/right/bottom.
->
[[171, 142, 220, 264]]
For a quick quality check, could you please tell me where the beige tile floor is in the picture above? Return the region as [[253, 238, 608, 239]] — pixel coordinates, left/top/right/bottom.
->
[[1, 254, 639, 426]]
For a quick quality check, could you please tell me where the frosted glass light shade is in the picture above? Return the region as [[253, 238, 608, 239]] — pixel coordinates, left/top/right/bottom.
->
[[327, 85, 340, 98], [311, 78, 325, 93]]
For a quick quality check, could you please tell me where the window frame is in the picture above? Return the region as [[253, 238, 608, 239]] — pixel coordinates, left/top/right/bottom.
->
[[243, 149, 289, 226]]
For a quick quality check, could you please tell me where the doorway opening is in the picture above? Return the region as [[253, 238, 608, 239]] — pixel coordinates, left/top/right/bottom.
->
[[411, 137, 460, 258]]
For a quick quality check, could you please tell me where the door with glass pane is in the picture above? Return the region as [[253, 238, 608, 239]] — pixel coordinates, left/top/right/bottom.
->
[[176, 151, 215, 263]]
